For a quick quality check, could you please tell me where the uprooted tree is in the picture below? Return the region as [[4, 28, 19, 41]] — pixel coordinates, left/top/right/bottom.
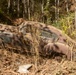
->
[[0, 19, 76, 60]]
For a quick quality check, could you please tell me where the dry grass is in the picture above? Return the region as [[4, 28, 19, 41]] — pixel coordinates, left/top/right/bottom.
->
[[26, 24, 40, 70], [0, 48, 76, 75], [0, 23, 76, 75]]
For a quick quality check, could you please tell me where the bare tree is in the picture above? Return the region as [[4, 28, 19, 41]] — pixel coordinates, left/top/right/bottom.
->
[[7, 0, 10, 14], [17, 0, 20, 17], [27, 0, 31, 20], [22, 0, 27, 18], [31, 0, 34, 20], [75, 0, 76, 29]]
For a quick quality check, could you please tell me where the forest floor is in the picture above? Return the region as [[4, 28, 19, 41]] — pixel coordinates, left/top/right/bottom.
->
[[0, 48, 76, 75]]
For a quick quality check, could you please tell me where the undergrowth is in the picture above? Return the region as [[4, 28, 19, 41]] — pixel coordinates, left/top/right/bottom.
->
[[52, 13, 76, 40]]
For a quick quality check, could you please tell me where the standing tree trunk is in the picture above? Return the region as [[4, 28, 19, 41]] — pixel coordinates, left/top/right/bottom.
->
[[31, 0, 34, 20], [22, 0, 27, 19], [75, 5, 76, 29], [27, 0, 31, 20], [57, 0, 59, 20], [55, 0, 59, 22], [17, 0, 20, 17], [55, 0, 57, 22], [7, 0, 10, 14], [41, 0, 44, 22]]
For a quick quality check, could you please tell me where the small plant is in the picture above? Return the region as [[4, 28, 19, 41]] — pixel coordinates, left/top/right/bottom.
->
[[52, 13, 76, 40]]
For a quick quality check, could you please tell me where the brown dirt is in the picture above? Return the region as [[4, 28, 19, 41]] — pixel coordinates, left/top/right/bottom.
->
[[0, 49, 76, 75]]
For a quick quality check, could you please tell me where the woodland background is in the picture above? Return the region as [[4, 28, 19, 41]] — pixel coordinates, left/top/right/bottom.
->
[[0, 0, 76, 39], [0, 0, 76, 75], [0, 0, 75, 23]]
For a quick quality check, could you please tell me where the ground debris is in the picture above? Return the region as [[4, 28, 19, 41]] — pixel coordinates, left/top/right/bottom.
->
[[17, 64, 32, 73], [0, 21, 76, 75]]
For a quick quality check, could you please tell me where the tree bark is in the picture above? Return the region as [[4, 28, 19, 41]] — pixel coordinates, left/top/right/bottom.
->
[[0, 21, 76, 60]]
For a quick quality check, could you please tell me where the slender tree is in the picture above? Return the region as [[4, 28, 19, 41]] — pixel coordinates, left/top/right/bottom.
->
[[7, 0, 10, 14], [17, 0, 20, 17], [75, 1, 76, 28], [27, 0, 31, 20]]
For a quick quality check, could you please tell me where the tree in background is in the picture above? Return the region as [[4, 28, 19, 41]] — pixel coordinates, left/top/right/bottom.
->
[[0, 0, 75, 24]]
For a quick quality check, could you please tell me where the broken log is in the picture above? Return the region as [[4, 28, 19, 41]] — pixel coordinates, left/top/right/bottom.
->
[[43, 42, 71, 60], [17, 19, 76, 45], [0, 20, 76, 60]]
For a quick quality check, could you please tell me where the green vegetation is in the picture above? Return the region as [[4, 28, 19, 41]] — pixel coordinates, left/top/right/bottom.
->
[[52, 13, 76, 40]]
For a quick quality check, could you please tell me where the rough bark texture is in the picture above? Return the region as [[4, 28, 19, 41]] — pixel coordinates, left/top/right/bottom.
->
[[0, 19, 76, 60], [43, 42, 71, 60]]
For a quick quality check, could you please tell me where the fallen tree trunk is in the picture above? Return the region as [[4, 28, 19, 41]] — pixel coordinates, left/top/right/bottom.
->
[[42, 42, 71, 60], [0, 24, 40, 55], [17, 19, 76, 46], [0, 20, 76, 60]]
